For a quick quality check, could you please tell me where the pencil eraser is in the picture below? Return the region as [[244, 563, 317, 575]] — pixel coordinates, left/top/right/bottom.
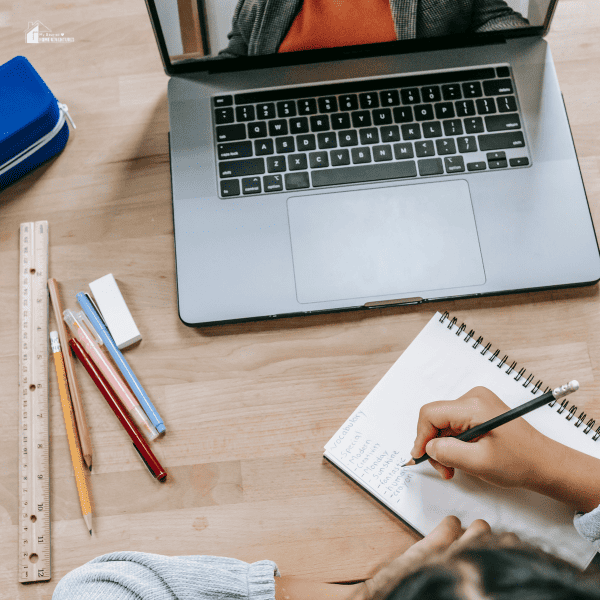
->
[[88, 274, 141, 349]]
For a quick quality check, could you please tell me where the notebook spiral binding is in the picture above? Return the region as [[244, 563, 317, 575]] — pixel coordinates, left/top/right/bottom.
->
[[439, 311, 600, 442]]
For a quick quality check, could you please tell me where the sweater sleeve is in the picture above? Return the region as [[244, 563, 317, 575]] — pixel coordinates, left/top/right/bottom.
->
[[52, 552, 279, 600], [574, 504, 600, 553]]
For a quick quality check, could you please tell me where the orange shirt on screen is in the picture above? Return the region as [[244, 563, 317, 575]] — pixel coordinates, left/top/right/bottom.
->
[[278, 0, 397, 53]]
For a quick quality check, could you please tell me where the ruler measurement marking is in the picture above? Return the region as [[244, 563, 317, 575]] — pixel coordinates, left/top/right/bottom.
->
[[18, 222, 51, 583]]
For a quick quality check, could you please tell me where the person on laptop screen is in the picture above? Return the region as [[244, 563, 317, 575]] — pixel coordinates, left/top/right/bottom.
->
[[219, 0, 529, 57]]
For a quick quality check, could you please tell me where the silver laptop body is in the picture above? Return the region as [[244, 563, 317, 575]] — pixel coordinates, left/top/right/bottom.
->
[[145, 0, 600, 326]]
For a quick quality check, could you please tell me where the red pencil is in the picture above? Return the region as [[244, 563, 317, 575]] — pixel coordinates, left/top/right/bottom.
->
[[69, 337, 167, 481]]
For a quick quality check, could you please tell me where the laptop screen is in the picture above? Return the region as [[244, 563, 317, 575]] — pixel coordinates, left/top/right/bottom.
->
[[147, 0, 556, 71]]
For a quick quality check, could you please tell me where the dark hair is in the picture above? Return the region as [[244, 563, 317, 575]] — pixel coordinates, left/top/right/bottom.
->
[[387, 531, 600, 600]]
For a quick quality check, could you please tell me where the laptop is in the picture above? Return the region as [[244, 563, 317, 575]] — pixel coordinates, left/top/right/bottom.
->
[[144, 0, 600, 326]]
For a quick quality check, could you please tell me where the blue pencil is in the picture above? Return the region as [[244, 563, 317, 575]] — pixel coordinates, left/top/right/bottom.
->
[[76, 291, 166, 434]]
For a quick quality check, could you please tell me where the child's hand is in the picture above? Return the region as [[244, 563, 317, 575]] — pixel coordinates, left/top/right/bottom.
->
[[410, 386, 549, 489], [364, 516, 493, 600]]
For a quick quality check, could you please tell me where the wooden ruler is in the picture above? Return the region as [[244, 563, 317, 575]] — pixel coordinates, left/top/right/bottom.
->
[[18, 221, 51, 583]]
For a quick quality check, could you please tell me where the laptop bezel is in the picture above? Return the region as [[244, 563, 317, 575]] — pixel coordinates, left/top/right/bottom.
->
[[144, 0, 559, 76]]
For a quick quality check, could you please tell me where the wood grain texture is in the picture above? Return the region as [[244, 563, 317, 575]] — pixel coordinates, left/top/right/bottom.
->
[[1, 0, 600, 597]]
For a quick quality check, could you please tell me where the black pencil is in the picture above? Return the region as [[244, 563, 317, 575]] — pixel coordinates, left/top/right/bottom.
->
[[402, 380, 579, 467]]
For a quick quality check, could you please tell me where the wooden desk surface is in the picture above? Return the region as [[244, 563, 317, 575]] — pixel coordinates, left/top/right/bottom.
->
[[1, 0, 600, 597]]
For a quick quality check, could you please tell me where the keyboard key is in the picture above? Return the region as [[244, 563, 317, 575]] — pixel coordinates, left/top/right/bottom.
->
[[275, 136, 295, 153], [298, 98, 318, 115], [263, 174, 283, 192], [218, 140, 253, 160], [444, 156, 465, 173], [442, 84, 461, 100], [415, 140, 435, 157], [267, 156, 286, 172], [380, 125, 400, 142], [476, 98, 497, 114], [331, 113, 351, 129], [423, 122, 443, 138], [485, 114, 521, 131], [393, 142, 414, 159], [489, 159, 507, 169], [462, 82, 483, 98], [289, 117, 309, 134], [268, 119, 289, 136], [318, 97, 338, 112], [464, 117, 484, 134], [380, 90, 400, 106], [359, 128, 379, 144], [509, 157, 529, 167], [414, 104, 435, 121], [277, 101, 297, 117], [214, 96, 233, 107], [310, 115, 330, 132], [486, 151, 506, 161], [309, 151, 329, 168], [220, 179, 240, 196], [215, 107, 234, 124], [436, 138, 457, 155], [311, 161, 417, 187], [330, 149, 351, 166], [339, 94, 359, 111], [351, 147, 372, 164], [242, 176, 262, 194], [256, 103, 276, 119], [317, 132, 337, 149], [455, 100, 476, 117], [285, 172, 310, 190], [372, 108, 393, 125], [372, 145, 393, 162], [236, 105, 255, 121], [467, 161, 486, 171], [288, 153, 308, 170], [219, 158, 265, 178], [359, 93, 379, 109], [484, 78, 514, 96], [351, 111, 372, 128], [418, 158, 444, 175], [254, 139, 274, 155], [297, 134, 317, 151], [401, 88, 420, 104], [478, 131, 525, 151], [434, 102, 455, 119], [401, 123, 421, 140], [496, 66, 510, 78], [216, 124, 246, 142], [497, 96, 518, 113], [421, 86, 441, 102], [443, 119, 463, 136], [393, 106, 413, 123], [339, 130, 359, 146], [248, 121, 268, 138], [457, 136, 477, 153]]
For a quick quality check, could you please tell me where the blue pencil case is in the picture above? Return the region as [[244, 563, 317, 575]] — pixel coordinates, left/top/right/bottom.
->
[[0, 56, 75, 190]]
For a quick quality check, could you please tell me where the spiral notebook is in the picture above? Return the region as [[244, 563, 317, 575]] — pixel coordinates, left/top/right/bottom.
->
[[324, 311, 600, 569]]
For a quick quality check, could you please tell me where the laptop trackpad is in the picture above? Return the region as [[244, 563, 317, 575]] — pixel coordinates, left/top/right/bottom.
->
[[287, 180, 486, 304]]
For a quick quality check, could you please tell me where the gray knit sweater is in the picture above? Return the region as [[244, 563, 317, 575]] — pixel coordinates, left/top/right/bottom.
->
[[52, 505, 600, 600]]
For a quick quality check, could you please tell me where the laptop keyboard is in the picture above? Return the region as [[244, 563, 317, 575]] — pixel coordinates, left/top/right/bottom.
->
[[213, 65, 530, 198]]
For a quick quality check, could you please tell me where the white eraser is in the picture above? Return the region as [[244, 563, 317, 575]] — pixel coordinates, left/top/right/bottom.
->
[[89, 274, 142, 349]]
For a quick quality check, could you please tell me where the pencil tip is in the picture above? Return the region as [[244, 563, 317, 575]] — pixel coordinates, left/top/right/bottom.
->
[[89, 465, 92, 472], [89, 530, 92, 536], [402, 459, 415, 467]]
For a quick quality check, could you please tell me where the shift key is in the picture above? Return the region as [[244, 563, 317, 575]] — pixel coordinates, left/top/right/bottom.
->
[[478, 131, 525, 151], [219, 158, 265, 178]]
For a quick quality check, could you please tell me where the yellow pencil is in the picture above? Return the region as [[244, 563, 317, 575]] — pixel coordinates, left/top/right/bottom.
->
[[50, 331, 93, 535]]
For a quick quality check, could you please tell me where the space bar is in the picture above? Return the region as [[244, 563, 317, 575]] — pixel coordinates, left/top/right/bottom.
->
[[311, 161, 417, 187]]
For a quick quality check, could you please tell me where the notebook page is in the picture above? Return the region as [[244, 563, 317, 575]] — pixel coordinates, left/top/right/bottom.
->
[[324, 312, 598, 568]]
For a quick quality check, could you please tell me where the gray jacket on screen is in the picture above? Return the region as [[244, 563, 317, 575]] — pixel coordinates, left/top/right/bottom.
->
[[219, 0, 530, 57]]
